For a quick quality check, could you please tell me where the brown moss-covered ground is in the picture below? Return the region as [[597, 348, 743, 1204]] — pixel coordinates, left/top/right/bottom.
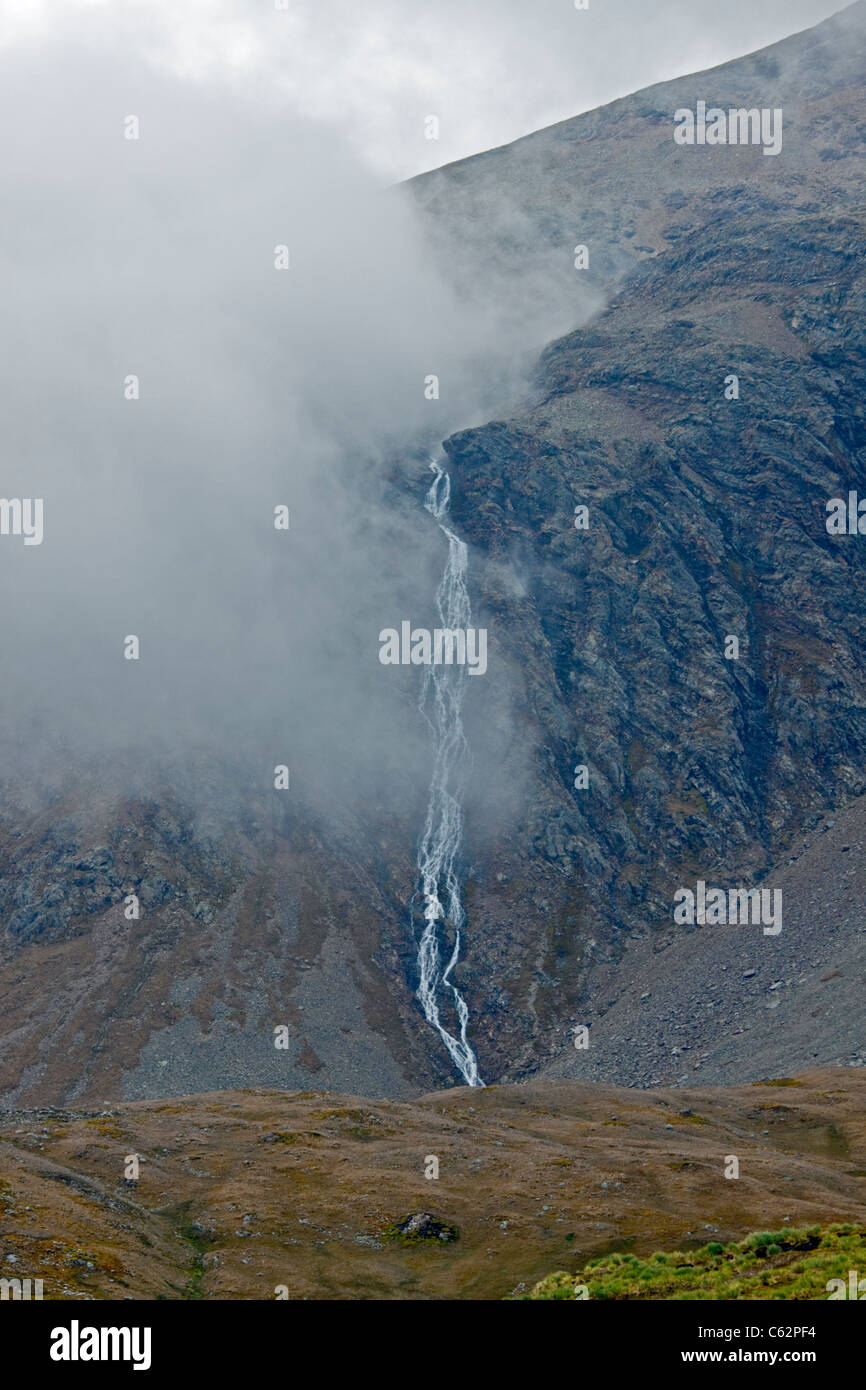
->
[[1, 1067, 865, 1299]]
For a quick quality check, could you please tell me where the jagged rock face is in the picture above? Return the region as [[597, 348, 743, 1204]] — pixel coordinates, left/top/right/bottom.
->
[[2, 5, 866, 1104], [448, 197, 866, 920], [414, 1, 866, 1081]]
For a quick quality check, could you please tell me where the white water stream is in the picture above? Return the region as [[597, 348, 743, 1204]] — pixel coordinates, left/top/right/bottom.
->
[[413, 457, 484, 1087]]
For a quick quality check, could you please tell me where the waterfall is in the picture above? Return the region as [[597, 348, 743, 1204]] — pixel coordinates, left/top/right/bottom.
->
[[412, 457, 484, 1087]]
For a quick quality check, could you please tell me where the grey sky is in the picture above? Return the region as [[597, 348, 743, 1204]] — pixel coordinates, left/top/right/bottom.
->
[[0, 0, 851, 178]]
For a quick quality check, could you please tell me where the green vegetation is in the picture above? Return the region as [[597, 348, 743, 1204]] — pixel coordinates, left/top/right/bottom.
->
[[523, 1224, 866, 1300], [752, 1079, 804, 1088], [183, 1251, 205, 1300], [177, 1223, 210, 1300]]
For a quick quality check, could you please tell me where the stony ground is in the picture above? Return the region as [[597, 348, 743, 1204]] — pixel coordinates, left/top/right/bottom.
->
[[543, 792, 866, 1088]]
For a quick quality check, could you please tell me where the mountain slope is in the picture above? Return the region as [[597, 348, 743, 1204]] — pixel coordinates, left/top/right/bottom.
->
[[412, 0, 866, 1084], [2, 4, 866, 1103]]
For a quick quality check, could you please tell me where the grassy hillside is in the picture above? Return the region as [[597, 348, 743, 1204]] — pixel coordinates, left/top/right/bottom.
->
[[525, 1224, 866, 1300]]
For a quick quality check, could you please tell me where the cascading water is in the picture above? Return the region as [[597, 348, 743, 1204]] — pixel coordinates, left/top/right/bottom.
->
[[412, 456, 484, 1087]]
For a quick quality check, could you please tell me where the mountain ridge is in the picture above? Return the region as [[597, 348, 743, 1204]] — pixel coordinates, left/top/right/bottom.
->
[[1, 2, 865, 1103]]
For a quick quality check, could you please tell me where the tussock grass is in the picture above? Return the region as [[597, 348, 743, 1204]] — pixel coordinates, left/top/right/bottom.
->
[[523, 1224, 866, 1300]]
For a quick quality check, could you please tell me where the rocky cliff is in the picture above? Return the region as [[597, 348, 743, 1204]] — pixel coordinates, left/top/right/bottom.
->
[[411, 0, 866, 1084], [2, 3, 865, 1103]]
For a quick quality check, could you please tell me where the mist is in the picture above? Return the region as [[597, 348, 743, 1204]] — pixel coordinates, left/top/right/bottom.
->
[[1, 2, 848, 843], [0, 35, 585, 846]]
